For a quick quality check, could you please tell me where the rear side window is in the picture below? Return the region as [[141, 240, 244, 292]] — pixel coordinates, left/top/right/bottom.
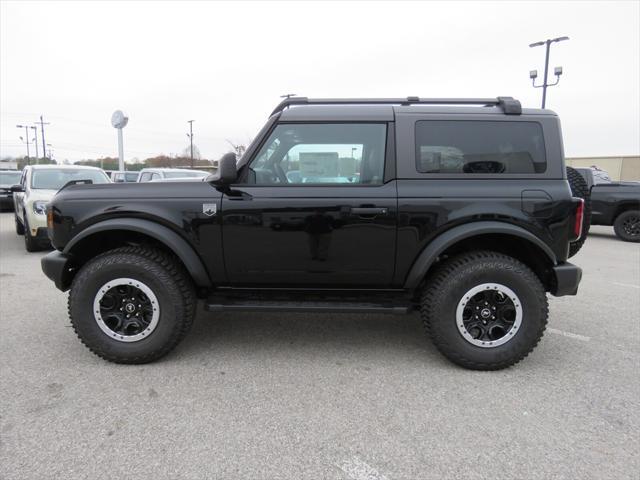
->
[[415, 121, 546, 174]]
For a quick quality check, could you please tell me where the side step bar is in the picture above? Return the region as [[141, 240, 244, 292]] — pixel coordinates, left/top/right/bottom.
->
[[204, 297, 414, 315]]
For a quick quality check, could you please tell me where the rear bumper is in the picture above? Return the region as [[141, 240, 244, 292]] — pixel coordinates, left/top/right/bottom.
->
[[41, 250, 73, 291], [550, 262, 582, 296]]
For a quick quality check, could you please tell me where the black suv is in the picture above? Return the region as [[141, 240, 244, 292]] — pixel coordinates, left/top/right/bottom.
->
[[41, 96, 584, 370]]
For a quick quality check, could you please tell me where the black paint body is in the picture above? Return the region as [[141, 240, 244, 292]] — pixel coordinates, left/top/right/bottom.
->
[[589, 182, 640, 226], [44, 104, 581, 296]]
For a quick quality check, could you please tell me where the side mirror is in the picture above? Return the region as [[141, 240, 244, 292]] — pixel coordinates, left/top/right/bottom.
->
[[10, 184, 24, 193], [207, 152, 237, 185]]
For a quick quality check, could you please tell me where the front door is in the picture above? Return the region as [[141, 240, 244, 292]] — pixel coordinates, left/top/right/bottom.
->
[[221, 122, 397, 287]]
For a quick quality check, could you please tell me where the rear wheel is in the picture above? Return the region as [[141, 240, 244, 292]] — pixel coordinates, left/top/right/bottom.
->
[[613, 210, 640, 242], [421, 251, 548, 370], [68, 246, 196, 364], [566, 166, 592, 257]]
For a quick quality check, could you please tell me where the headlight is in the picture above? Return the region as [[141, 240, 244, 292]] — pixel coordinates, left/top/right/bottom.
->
[[33, 201, 48, 215]]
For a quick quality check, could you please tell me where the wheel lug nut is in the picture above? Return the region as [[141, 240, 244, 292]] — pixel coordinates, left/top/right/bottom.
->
[[491, 316, 495, 319], [476, 306, 480, 310], [492, 306, 496, 310]]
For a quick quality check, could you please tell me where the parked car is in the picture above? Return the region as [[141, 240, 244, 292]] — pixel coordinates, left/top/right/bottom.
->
[[575, 167, 640, 242], [13, 165, 111, 251], [0, 170, 22, 211], [42, 96, 584, 370], [111, 171, 140, 183], [136, 168, 209, 182]]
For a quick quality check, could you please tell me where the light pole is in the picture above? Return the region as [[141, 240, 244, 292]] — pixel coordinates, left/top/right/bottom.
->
[[16, 125, 30, 163], [529, 36, 569, 108], [30, 126, 39, 160], [187, 120, 194, 169]]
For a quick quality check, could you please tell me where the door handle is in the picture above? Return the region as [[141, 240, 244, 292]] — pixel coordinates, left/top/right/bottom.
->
[[350, 207, 388, 216]]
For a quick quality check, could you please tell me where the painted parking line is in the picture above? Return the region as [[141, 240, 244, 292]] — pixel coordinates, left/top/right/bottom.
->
[[548, 327, 590, 342], [338, 457, 390, 480], [612, 282, 640, 290]]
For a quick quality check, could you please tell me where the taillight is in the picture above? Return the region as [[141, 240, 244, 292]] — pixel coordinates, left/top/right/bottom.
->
[[574, 198, 584, 239]]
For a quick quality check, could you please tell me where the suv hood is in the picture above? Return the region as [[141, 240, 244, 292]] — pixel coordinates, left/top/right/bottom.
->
[[27, 189, 58, 202]]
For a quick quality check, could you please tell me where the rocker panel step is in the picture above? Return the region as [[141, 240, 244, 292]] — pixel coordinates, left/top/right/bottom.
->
[[204, 297, 413, 314]]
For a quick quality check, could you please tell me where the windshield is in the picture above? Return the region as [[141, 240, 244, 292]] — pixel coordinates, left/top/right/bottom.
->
[[164, 171, 208, 179], [31, 169, 110, 190], [0, 171, 21, 185]]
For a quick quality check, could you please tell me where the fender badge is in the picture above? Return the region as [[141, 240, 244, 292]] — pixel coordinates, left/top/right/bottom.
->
[[202, 204, 217, 216]]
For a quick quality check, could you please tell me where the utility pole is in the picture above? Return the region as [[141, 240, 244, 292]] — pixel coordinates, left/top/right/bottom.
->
[[16, 125, 31, 164], [30, 126, 39, 160], [35, 115, 50, 160], [529, 36, 569, 108], [187, 120, 195, 169]]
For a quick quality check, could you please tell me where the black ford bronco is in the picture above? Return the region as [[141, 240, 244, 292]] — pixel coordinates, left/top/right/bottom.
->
[[41, 96, 584, 370]]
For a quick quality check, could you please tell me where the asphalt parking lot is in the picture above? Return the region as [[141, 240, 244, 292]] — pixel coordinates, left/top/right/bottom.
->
[[0, 211, 638, 480]]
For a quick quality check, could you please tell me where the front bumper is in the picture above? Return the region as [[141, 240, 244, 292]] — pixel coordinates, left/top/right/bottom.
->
[[41, 250, 74, 291], [550, 262, 582, 296]]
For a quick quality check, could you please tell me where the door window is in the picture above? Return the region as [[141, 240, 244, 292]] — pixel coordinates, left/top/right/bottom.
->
[[246, 123, 387, 185], [139, 172, 153, 182]]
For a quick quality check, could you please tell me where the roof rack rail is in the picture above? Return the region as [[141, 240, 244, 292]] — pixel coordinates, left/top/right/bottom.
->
[[271, 96, 522, 116]]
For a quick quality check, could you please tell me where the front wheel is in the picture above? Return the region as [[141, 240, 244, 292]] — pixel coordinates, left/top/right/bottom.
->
[[15, 213, 24, 235], [68, 246, 196, 363], [613, 210, 640, 242], [23, 214, 41, 252], [421, 251, 548, 370]]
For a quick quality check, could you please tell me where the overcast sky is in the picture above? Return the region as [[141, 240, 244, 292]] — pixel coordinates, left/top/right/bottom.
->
[[1, 0, 639, 163]]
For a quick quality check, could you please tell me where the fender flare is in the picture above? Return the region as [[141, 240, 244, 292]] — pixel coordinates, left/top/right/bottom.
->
[[403, 221, 557, 290], [63, 218, 212, 287]]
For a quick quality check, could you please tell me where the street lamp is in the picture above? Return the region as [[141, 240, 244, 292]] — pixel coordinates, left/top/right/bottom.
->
[[529, 36, 569, 108], [187, 120, 195, 168], [16, 124, 30, 163], [30, 126, 39, 160]]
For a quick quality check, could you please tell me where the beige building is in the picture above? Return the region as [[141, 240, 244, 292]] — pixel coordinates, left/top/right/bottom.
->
[[565, 156, 640, 181]]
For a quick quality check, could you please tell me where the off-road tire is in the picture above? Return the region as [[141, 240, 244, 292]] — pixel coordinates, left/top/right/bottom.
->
[[421, 251, 548, 370], [23, 214, 40, 252], [613, 210, 640, 242], [566, 166, 592, 257], [68, 246, 196, 364], [15, 214, 24, 235]]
